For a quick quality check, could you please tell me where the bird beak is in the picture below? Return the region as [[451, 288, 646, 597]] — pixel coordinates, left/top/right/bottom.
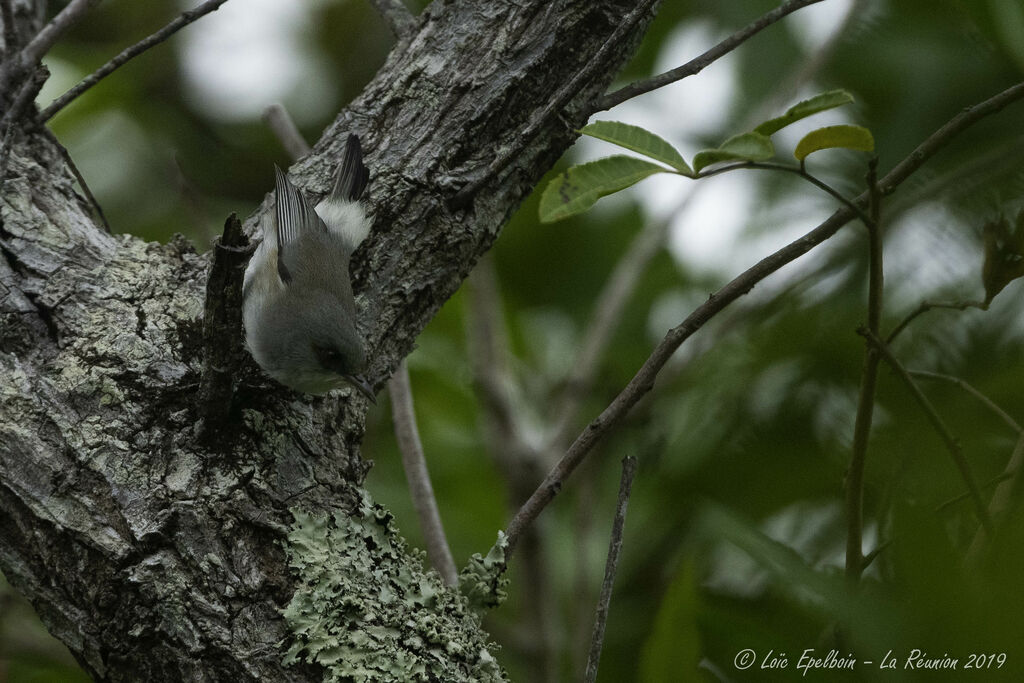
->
[[345, 374, 377, 404]]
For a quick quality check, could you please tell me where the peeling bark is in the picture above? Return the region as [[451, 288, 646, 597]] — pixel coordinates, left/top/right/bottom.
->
[[0, 0, 659, 679]]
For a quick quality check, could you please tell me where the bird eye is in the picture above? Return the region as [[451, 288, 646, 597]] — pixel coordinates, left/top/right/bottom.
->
[[313, 344, 344, 368]]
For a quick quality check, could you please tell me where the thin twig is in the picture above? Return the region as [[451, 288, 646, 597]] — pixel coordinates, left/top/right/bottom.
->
[[593, 0, 827, 113], [584, 455, 638, 683], [502, 78, 1024, 557], [262, 103, 312, 161], [885, 300, 986, 344], [450, 0, 659, 208], [39, 126, 111, 232], [197, 213, 253, 442], [845, 158, 883, 581], [367, 0, 416, 41], [551, 20, 853, 450], [860, 328, 994, 533], [861, 538, 893, 571], [39, 0, 232, 122], [22, 0, 101, 64], [697, 160, 874, 228], [570, 466, 599, 677], [936, 471, 1014, 513], [388, 361, 459, 586], [965, 433, 1024, 566], [909, 370, 1022, 434]]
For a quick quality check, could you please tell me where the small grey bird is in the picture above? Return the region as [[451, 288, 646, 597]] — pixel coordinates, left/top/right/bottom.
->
[[242, 134, 375, 400]]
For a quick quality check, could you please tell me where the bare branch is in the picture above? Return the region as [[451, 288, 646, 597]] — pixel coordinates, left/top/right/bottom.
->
[[19, 0, 101, 68], [886, 299, 986, 344], [552, 17, 861, 450], [368, 0, 416, 41], [263, 103, 312, 161], [593, 0, 827, 113], [860, 328, 994, 533], [965, 433, 1024, 566], [388, 361, 459, 586], [583, 455, 637, 683], [697, 160, 874, 228], [450, 0, 660, 208], [502, 78, 1024, 557], [845, 157, 883, 581], [39, 0, 231, 122], [910, 370, 1022, 434], [906, 371, 1024, 565], [38, 125, 111, 232]]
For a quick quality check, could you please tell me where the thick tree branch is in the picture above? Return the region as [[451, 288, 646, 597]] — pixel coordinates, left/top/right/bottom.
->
[[450, 0, 661, 207], [503, 78, 1024, 557], [39, 0, 232, 122], [0, 0, 662, 678]]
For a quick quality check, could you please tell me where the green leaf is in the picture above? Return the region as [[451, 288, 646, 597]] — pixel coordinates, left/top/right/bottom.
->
[[692, 132, 774, 173], [754, 89, 855, 136], [539, 156, 669, 223], [793, 124, 874, 161], [580, 121, 693, 175], [982, 210, 1024, 305]]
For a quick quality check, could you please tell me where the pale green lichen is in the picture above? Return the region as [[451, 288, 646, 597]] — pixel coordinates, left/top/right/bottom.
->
[[458, 532, 509, 610], [282, 492, 506, 682]]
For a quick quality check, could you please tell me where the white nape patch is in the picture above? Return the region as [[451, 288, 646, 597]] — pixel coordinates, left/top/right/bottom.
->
[[315, 199, 371, 252]]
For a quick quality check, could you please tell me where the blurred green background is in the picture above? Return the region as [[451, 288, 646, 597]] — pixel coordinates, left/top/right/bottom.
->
[[4, 0, 1024, 681]]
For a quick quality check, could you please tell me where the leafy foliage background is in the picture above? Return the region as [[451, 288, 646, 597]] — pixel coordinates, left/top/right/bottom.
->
[[3, 1, 1024, 681]]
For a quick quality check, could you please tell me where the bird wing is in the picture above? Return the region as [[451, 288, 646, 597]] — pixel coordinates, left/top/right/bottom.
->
[[331, 134, 369, 202], [274, 165, 328, 285]]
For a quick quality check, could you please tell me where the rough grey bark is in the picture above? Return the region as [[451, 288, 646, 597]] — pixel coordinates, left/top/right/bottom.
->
[[0, 0, 659, 681]]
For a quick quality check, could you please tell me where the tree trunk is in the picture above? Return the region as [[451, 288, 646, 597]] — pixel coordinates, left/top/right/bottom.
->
[[0, 0, 658, 679]]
